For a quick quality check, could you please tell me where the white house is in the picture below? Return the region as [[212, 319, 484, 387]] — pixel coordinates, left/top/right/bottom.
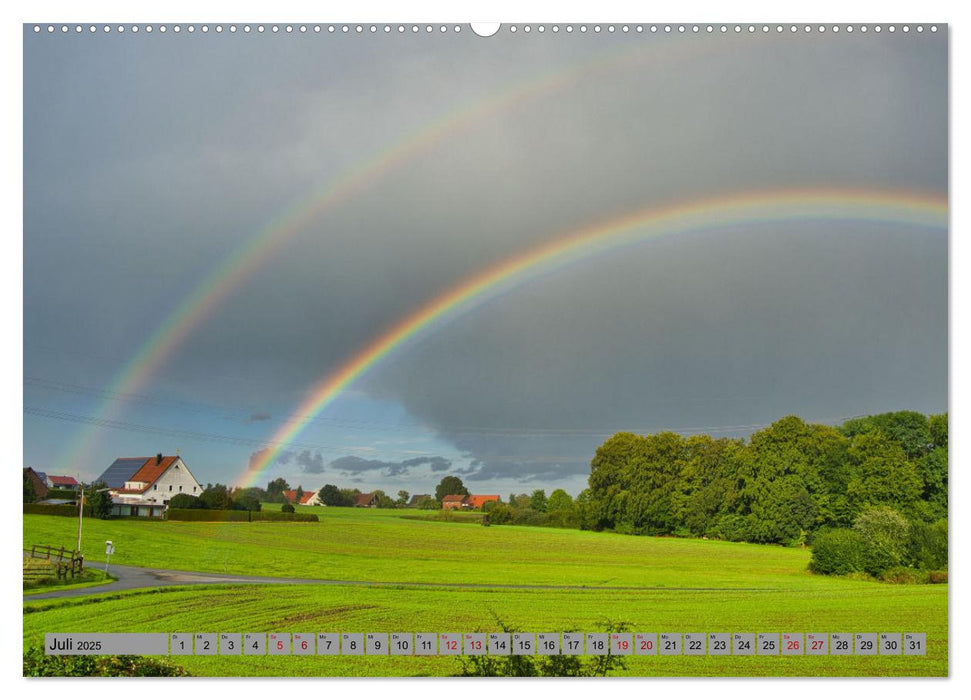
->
[[97, 454, 203, 517]]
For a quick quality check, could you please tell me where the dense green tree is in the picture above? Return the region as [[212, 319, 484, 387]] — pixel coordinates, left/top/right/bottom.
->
[[908, 518, 947, 571], [844, 432, 922, 519], [23, 472, 38, 504], [435, 476, 469, 503], [417, 495, 438, 510], [340, 488, 361, 506], [397, 490, 410, 507], [674, 436, 745, 537], [547, 489, 574, 513], [199, 483, 234, 510], [295, 486, 304, 502], [928, 413, 948, 450], [840, 411, 932, 460], [232, 491, 262, 512], [529, 489, 548, 512], [588, 431, 687, 534], [372, 490, 395, 509], [916, 447, 948, 520], [318, 484, 345, 507], [85, 483, 114, 519], [741, 417, 844, 541], [265, 478, 290, 503], [281, 503, 295, 513]]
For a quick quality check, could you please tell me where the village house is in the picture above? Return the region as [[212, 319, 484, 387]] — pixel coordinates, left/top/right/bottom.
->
[[283, 489, 322, 506], [23, 467, 49, 500], [96, 454, 203, 518], [46, 475, 79, 491], [355, 492, 379, 508], [441, 494, 467, 510], [465, 494, 500, 510], [407, 494, 431, 507]]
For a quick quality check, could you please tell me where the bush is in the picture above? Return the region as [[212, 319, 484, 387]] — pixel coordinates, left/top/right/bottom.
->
[[809, 528, 866, 575], [879, 566, 925, 584], [167, 493, 205, 510], [281, 503, 295, 513], [23, 646, 189, 677], [457, 618, 629, 677], [853, 507, 911, 576]]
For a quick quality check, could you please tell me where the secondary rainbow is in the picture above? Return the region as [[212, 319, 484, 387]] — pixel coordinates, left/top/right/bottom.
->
[[238, 188, 948, 486]]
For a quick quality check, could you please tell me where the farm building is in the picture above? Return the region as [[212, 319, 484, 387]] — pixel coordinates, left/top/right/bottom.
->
[[283, 489, 322, 506], [442, 494, 500, 510], [46, 475, 79, 491], [407, 494, 430, 507], [23, 467, 49, 500], [95, 454, 203, 518], [465, 495, 500, 509], [441, 494, 467, 510], [355, 492, 379, 508]]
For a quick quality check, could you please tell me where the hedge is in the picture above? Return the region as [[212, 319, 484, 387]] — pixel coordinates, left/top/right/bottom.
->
[[166, 509, 317, 523], [23, 504, 91, 517], [46, 489, 80, 500]]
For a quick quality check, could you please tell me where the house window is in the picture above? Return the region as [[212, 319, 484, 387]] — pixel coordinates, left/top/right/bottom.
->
[[179, 485, 183, 492], [153, 484, 157, 490], [193, 486, 196, 492], [169, 485, 172, 491]]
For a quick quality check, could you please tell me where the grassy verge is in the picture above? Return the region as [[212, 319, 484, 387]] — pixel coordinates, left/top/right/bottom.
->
[[24, 563, 117, 595]]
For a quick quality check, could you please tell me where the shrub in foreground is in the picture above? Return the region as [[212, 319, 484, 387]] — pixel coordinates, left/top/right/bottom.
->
[[23, 646, 189, 677]]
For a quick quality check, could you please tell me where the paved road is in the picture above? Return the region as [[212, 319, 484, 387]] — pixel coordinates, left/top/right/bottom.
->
[[23, 557, 775, 601]]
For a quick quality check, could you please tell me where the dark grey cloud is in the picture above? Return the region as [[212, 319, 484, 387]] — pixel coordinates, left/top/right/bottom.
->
[[248, 448, 294, 472], [330, 455, 453, 478], [296, 450, 326, 474], [22, 30, 947, 487]]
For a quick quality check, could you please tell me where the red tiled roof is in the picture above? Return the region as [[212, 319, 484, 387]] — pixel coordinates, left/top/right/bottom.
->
[[442, 494, 467, 503], [122, 456, 179, 493], [48, 475, 78, 487], [299, 492, 317, 505], [283, 489, 299, 504], [466, 495, 499, 508], [355, 492, 375, 506]]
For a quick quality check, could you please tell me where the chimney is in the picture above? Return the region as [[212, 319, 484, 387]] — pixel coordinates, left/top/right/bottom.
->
[[156, 453, 163, 465]]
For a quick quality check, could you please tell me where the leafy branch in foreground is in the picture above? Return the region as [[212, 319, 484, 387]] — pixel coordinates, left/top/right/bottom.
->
[[457, 613, 630, 677]]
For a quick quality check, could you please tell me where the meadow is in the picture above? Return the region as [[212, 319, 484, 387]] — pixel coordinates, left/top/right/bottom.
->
[[22, 508, 948, 676]]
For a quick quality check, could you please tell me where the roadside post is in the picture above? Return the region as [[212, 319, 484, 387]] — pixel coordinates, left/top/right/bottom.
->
[[104, 540, 115, 579]]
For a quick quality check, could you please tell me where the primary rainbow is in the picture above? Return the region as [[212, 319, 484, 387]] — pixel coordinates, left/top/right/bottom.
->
[[238, 188, 948, 486], [53, 31, 718, 476]]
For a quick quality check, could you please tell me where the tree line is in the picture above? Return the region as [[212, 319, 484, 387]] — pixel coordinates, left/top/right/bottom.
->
[[580, 412, 946, 541]]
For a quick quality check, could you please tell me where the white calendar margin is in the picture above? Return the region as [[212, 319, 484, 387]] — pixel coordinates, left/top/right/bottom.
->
[[4, 0, 963, 698]]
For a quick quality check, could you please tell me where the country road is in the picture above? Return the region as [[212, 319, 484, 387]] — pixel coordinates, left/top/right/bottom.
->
[[23, 556, 775, 601]]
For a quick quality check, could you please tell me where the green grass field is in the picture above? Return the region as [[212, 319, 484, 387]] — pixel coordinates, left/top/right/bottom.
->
[[22, 509, 947, 677]]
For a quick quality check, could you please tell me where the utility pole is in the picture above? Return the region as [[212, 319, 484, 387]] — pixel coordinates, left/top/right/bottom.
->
[[76, 476, 84, 555]]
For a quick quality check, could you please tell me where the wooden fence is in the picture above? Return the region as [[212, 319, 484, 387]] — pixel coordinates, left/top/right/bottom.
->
[[24, 544, 84, 580]]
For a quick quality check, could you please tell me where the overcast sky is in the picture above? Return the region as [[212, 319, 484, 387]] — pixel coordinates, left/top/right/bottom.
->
[[22, 25, 947, 497]]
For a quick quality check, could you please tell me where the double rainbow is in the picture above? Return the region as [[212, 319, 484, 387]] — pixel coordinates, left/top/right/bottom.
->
[[237, 188, 947, 486]]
